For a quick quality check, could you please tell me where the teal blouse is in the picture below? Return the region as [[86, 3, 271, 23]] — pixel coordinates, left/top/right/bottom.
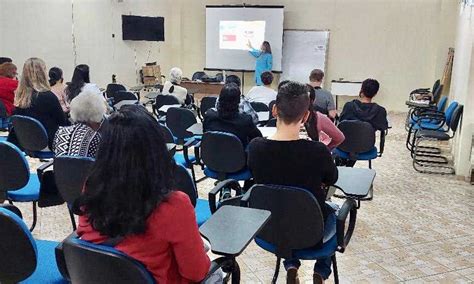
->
[[249, 49, 273, 86]]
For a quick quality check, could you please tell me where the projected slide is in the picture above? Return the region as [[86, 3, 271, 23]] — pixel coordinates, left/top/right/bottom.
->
[[219, 21, 266, 50]]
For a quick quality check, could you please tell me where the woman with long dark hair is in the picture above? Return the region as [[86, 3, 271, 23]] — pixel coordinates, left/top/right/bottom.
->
[[77, 105, 211, 283], [304, 85, 345, 150], [203, 83, 262, 147], [49, 67, 69, 112], [65, 64, 100, 102], [247, 41, 273, 86]]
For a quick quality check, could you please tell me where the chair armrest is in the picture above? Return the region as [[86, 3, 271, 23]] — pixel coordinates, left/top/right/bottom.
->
[[336, 198, 357, 253], [378, 130, 386, 157], [208, 179, 242, 213], [239, 188, 253, 207], [200, 256, 233, 283], [37, 160, 54, 179], [0, 204, 23, 219]]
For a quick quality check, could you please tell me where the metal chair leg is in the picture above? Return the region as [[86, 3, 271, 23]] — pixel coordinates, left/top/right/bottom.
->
[[272, 257, 281, 284], [332, 255, 339, 284], [29, 201, 37, 232], [68, 207, 77, 231], [231, 259, 241, 284]]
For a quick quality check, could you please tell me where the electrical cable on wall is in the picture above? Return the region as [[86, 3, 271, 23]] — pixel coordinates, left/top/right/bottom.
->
[[71, 0, 78, 66]]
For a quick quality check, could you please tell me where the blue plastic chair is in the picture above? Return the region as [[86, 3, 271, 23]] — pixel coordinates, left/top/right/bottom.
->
[[11, 115, 54, 159], [201, 131, 252, 182], [174, 164, 212, 226], [62, 236, 155, 284], [0, 141, 42, 231], [241, 184, 357, 284], [0, 206, 66, 283]]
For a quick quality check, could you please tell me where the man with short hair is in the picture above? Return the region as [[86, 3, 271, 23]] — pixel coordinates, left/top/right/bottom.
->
[[339, 78, 388, 131], [248, 81, 338, 284], [245, 71, 277, 106], [309, 69, 336, 120]]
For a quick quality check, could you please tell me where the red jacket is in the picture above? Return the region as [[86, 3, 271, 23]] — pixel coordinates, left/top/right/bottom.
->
[[0, 77, 18, 115], [78, 191, 210, 283]]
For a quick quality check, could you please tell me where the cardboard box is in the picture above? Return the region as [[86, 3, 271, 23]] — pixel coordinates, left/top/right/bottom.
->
[[143, 76, 157, 86], [142, 65, 161, 77]]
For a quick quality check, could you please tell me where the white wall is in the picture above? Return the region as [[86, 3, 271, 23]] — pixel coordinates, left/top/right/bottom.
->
[[0, 0, 458, 111], [450, 3, 474, 179]]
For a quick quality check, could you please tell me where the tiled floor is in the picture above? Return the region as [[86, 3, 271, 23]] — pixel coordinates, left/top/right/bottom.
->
[[15, 112, 474, 283]]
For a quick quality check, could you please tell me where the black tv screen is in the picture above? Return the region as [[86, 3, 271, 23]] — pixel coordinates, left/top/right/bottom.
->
[[122, 15, 164, 41]]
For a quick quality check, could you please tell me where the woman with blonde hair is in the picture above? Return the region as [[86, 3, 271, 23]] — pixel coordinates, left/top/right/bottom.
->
[[7, 57, 68, 149]]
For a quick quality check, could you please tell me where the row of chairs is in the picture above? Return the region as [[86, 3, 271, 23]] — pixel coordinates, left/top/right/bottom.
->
[[405, 80, 464, 174]]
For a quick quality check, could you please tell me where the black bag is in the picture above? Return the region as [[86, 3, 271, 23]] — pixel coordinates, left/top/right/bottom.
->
[[38, 170, 65, 208]]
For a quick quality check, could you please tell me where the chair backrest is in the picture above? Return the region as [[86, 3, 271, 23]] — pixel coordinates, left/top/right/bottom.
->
[[432, 84, 443, 104], [268, 100, 276, 119], [158, 124, 177, 156], [0, 141, 30, 194], [0, 207, 38, 283], [192, 71, 206, 81], [337, 120, 376, 154], [112, 91, 138, 109], [250, 102, 269, 112], [201, 131, 247, 174], [11, 115, 49, 152], [265, 118, 277, 127], [174, 164, 197, 207], [0, 100, 7, 119], [54, 156, 95, 205], [437, 96, 448, 112], [166, 108, 197, 142], [105, 83, 126, 98], [246, 184, 324, 258], [449, 104, 463, 133], [432, 79, 440, 95], [444, 101, 459, 125], [63, 237, 155, 284], [200, 96, 218, 117], [155, 95, 181, 110]]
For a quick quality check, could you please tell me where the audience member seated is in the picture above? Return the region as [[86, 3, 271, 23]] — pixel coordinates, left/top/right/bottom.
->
[[204, 83, 262, 148], [49, 67, 70, 113], [7, 57, 69, 149], [305, 85, 345, 150], [245, 71, 277, 106], [339, 78, 388, 131], [65, 64, 100, 102], [162, 67, 188, 105], [248, 81, 338, 283], [53, 88, 106, 158], [77, 106, 214, 283], [225, 74, 259, 124], [0, 62, 18, 116], [309, 69, 337, 120]]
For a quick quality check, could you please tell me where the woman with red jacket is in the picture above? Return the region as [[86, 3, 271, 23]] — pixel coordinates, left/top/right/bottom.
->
[[77, 105, 212, 283], [0, 62, 18, 115]]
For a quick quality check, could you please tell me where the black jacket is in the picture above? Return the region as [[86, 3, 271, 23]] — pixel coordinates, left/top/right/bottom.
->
[[340, 100, 388, 131]]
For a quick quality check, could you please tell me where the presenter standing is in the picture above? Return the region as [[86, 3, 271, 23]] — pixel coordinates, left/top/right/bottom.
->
[[248, 41, 273, 86]]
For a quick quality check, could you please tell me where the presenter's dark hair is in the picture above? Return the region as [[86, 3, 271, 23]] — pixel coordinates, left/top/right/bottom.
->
[[0, 57, 12, 65], [262, 41, 272, 54], [218, 83, 241, 119], [360, 78, 380, 98], [48, 67, 63, 86], [78, 105, 175, 238], [261, 71, 273, 86], [66, 64, 90, 102], [275, 81, 310, 124], [225, 75, 241, 88], [304, 84, 319, 141]]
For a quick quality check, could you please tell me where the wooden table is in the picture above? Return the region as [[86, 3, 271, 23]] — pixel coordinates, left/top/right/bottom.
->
[[181, 81, 224, 103]]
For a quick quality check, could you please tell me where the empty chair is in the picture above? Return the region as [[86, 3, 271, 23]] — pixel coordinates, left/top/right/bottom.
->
[[0, 205, 65, 283], [199, 96, 218, 120], [250, 102, 269, 112], [110, 91, 138, 110], [0, 141, 43, 231], [192, 71, 207, 81], [201, 131, 252, 182], [105, 83, 126, 99], [62, 236, 154, 284], [54, 156, 95, 230], [334, 120, 384, 169], [241, 184, 357, 284], [10, 115, 54, 159], [412, 104, 464, 174], [152, 94, 181, 117]]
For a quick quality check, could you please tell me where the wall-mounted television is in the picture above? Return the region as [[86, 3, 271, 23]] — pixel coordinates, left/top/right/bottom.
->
[[122, 15, 164, 41]]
